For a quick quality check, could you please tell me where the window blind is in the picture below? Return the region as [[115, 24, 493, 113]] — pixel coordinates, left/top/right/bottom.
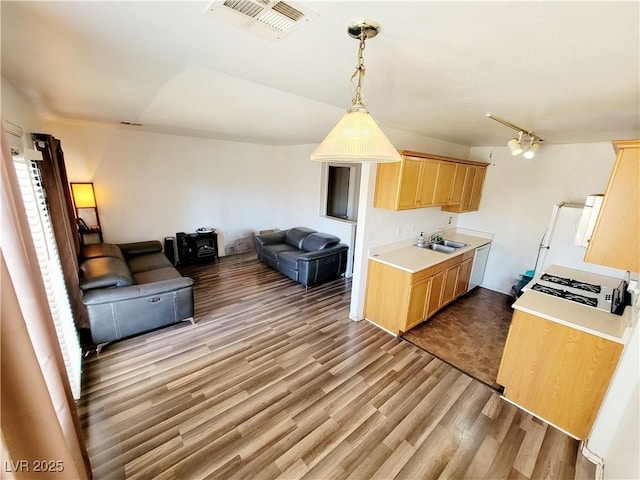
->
[[13, 156, 83, 400]]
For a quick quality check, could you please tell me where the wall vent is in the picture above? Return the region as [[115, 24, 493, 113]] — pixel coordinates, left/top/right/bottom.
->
[[205, 0, 318, 41]]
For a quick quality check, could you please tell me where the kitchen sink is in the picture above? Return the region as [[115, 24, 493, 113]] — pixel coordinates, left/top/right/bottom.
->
[[415, 238, 468, 254], [425, 243, 457, 253], [437, 239, 467, 249]]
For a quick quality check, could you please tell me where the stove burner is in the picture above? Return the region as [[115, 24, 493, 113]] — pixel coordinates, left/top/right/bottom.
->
[[540, 274, 601, 294], [531, 283, 599, 308], [531, 283, 565, 297], [564, 292, 598, 308]]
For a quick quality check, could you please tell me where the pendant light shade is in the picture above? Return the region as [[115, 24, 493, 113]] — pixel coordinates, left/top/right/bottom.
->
[[310, 106, 401, 163], [310, 19, 400, 163]]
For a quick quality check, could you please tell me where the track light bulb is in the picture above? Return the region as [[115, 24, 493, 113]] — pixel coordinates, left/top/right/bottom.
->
[[507, 138, 523, 156], [523, 142, 539, 159]]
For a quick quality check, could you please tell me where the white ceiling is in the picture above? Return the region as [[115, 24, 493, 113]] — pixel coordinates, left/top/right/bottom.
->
[[2, 1, 639, 147]]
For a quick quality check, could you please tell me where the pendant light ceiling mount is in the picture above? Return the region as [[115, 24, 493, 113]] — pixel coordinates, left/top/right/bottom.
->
[[486, 113, 544, 159], [310, 19, 401, 164], [347, 18, 380, 40]]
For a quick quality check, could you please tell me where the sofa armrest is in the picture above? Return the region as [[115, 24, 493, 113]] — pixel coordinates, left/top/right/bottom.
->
[[254, 231, 287, 246], [117, 240, 163, 257], [82, 277, 194, 305], [296, 244, 348, 262]]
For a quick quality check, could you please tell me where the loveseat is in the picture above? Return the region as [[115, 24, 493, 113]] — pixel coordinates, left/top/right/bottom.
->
[[78, 241, 194, 350], [253, 227, 348, 287]]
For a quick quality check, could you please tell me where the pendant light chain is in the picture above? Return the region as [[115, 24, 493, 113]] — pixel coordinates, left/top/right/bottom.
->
[[350, 31, 367, 107]]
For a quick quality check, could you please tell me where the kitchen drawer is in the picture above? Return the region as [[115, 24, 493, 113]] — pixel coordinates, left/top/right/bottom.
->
[[411, 268, 434, 284]]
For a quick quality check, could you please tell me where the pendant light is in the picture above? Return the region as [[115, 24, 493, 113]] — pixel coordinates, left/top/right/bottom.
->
[[310, 19, 401, 163]]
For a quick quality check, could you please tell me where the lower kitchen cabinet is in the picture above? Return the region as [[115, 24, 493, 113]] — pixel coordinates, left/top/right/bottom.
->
[[365, 250, 475, 335], [407, 277, 432, 331], [497, 309, 623, 439], [426, 270, 445, 318], [455, 258, 473, 297], [441, 264, 459, 306]]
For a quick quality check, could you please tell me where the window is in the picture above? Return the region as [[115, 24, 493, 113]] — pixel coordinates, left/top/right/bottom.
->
[[324, 164, 360, 221], [13, 155, 83, 400]]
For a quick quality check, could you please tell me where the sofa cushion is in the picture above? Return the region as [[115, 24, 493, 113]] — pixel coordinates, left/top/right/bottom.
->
[[118, 240, 163, 257], [82, 243, 125, 261], [285, 227, 316, 249], [277, 250, 302, 271], [128, 252, 173, 273], [262, 243, 299, 263], [301, 233, 340, 252], [79, 257, 135, 290], [134, 267, 183, 284]]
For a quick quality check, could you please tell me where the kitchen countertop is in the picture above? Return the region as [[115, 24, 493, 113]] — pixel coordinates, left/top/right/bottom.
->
[[368, 231, 492, 273], [513, 265, 632, 344]]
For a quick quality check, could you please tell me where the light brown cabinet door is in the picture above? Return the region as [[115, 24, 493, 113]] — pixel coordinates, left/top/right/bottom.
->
[[426, 270, 446, 318], [584, 141, 639, 272], [433, 162, 456, 205], [469, 166, 486, 211], [454, 258, 473, 297], [416, 159, 440, 206], [497, 310, 623, 439], [441, 264, 459, 306], [449, 164, 467, 205], [397, 159, 422, 209], [459, 167, 477, 212], [373, 162, 401, 210], [406, 278, 432, 331]]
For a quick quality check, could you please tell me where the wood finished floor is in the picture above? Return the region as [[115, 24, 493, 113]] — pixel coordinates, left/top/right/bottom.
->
[[78, 253, 595, 480]]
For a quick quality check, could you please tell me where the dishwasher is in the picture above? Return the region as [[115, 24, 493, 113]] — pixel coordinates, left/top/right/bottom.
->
[[468, 243, 491, 291]]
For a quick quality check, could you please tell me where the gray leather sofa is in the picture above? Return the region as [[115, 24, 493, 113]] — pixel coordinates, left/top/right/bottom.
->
[[253, 227, 348, 287], [79, 241, 194, 350]]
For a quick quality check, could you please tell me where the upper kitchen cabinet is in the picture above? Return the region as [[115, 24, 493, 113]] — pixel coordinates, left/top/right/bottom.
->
[[374, 150, 489, 212], [584, 140, 639, 272], [442, 164, 487, 214]]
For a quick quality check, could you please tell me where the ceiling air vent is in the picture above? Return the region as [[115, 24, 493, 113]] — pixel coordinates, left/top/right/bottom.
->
[[205, 0, 318, 41]]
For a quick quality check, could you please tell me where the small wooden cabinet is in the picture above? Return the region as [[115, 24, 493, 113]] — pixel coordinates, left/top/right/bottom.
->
[[365, 249, 475, 335], [374, 151, 489, 212], [497, 309, 623, 439], [583, 140, 639, 272], [426, 270, 446, 318], [442, 165, 487, 213], [407, 277, 432, 331]]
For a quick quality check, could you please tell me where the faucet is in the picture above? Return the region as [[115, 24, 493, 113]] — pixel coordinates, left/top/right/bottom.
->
[[428, 230, 443, 243]]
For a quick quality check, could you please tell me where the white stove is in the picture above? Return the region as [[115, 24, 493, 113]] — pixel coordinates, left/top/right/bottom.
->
[[523, 269, 627, 315]]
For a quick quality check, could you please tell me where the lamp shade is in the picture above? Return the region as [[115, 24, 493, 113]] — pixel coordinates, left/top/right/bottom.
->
[[507, 138, 524, 156], [71, 183, 96, 208], [310, 110, 401, 163]]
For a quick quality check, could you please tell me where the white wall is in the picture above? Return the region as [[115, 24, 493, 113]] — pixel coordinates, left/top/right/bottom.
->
[[458, 142, 617, 294], [46, 120, 294, 251], [1, 76, 43, 147]]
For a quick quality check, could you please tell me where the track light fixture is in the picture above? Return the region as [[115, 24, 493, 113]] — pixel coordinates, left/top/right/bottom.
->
[[486, 113, 543, 159]]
